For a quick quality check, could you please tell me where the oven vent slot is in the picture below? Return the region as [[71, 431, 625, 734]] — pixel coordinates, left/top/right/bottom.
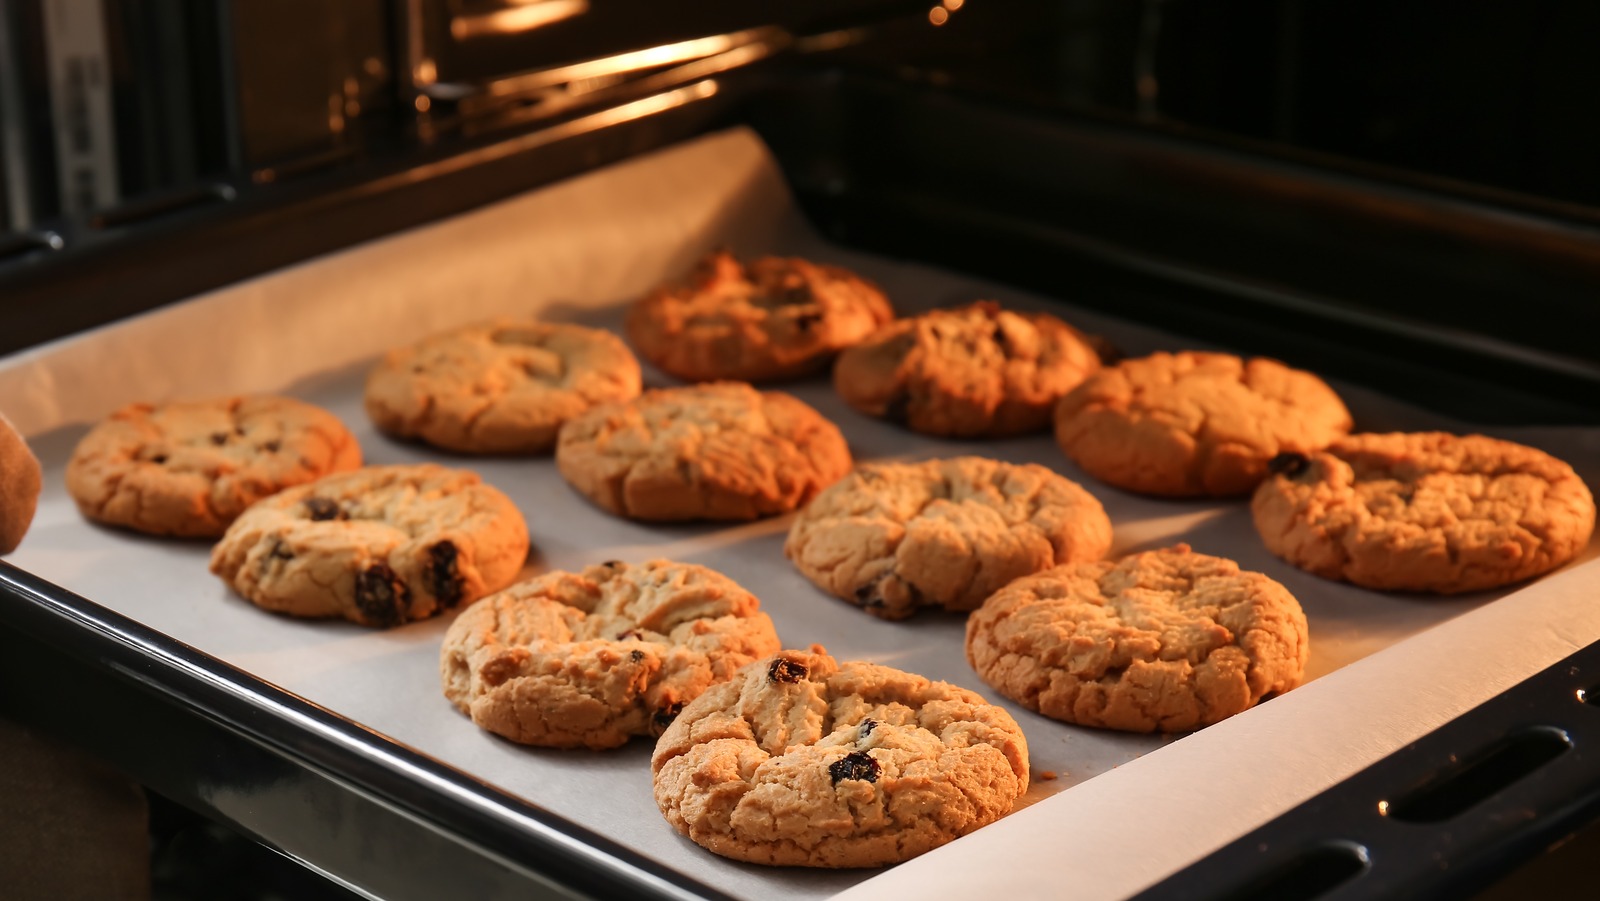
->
[[1217, 841, 1369, 901], [1382, 727, 1570, 823]]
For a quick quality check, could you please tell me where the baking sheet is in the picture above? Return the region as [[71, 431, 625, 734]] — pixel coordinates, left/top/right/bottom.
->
[[4, 128, 1599, 901]]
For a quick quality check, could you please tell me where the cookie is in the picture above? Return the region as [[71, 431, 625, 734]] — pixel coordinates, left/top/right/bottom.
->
[[785, 456, 1112, 620], [833, 301, 1104, 438], [365, 320, 641, 454], [627, 250, 893, 382], [556, 382, 851, 521], [441, 559, 782, 749], [651, 648, 1029, 868], [65, 396, 362, 537], [1252, 432, 1597, 593], [0, 413, 42, 554], [1054, 351, 1352, 497], [965, 545, 1309, 733], [210, 464, 529, 626]]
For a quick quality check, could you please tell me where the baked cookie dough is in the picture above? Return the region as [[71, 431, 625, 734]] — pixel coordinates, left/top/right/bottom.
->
[[785, 456, 1112, 620], [627, 249, 893, 382], [556, 382, 851, 521], [365, 320, 641, 454], [833, 301, 1104, 438], [651, 648, 1029, 868], [0, 413, 41, 554], [1252, 432, 1597, 593], [966, 545, 1308, 733], [66, 396, 361, 537], [1054, 351, 1353, 497], [210, 464, 529, 627], [441, 559, 781, 749]]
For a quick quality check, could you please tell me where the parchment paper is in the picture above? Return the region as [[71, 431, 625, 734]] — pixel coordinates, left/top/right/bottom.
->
[[3, 129, 1598, 901]]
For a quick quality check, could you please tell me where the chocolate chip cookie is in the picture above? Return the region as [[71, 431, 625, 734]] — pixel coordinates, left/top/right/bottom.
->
[[627, 249, 893, 382], [365, 320, 641, 454], [786, 456, 1112, 620], [441, 559, 781, 749], [1252, 432, 1597, 593], [0, 412, 41, 554], [66, 396, 362, 537], [833, 301, 1105, 438], [1054, 351, 1352, 497], [555, 382, 851, 521], [966, 545, 1309, 732], [210, 464, 529, 627], [651, 648, 1029, 867]]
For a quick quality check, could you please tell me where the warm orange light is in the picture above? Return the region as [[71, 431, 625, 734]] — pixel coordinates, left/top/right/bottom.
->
[[451, 0, 589, 39], [944, 0, 965, 9], [929, 6, 949, 25], [414, 94, 432, 112]]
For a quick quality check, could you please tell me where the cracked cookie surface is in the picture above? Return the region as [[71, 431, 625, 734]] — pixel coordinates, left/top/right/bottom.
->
[[651, 648, 1029, 868], [66, 396, 361, 537], [785, 456, 1112, 619], [627, 250, 893, 382], [1252, 432, 1596, 593], [1054, 351, 1352, 497], [833, 301, 1104, 438], [441, 559, 781, 749], [210, 463, 529, 626], [365, 320, 641, 454], [555, 382, 851, 521], [965, 545, 1308, 733]]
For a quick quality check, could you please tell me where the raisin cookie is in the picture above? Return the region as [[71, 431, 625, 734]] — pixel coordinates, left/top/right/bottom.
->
[[556, 382, 851, 521], [627, 250, 893, 382], [833, 301, 1104, 438], [66, 396, 361, 537], [1252, 432, 1596, 593], [441, 559, 781, 749], [966, 545, 1309, 733], [0, 412, 41, 554], [210, 464, 529, 627], [651, 648, 1029, 868], [786, 456, 1112, 620], [1054, 351, 1352, 497], [365, 320, 641, 454]]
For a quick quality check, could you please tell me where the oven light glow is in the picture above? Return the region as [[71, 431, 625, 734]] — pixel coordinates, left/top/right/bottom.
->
[[1377, 800, 1390, 816], [1578, 688, 1588, 703]]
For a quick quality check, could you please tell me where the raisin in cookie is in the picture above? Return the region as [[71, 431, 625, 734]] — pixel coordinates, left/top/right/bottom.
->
[[651, 648, 1029, 868], [66, 396, 361, 538], [210, 464, 529, 627], [627, 250, 893, 382], [365, 320, 641, 454], [833, 301, 1104, 438], [0, 412, 41, 554], [786, 456, 1112, 620], [441, 559, 781, 749], [966, 545, 1309, 733], [556, 382, 851, 521], [1054, 351, 1352, 497], [1252, 432, 1596, 593]]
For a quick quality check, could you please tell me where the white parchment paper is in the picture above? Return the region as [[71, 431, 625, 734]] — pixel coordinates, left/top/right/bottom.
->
[[3, 129, 1598, 901]]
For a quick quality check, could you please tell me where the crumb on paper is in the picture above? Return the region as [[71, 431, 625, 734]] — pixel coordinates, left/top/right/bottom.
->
[[1037, 770, 1058, 781]]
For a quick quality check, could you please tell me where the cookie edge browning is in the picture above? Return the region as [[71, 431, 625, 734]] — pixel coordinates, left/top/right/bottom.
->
[[1251, 432, 1598, 594], [650, 649, 1031, 868], [964, 546, 1310, 733]]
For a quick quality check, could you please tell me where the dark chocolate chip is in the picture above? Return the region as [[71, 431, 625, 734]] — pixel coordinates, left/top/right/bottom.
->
[[354, 563, 410, 627], [268, 539, 295, 561], [794, 311, 823, 332], [853, 580, 887, 609], [304, 497, 341, 522], [210, 432, 229, 446], [602, 560, 624, 568], [828, 750, 880, 784], [1267, 452, 1311, 478], [650, 701, 685, 737], [859, 718, 877, 737], [991, 324, 1014, 358], [629, 649, 646, 664], [882, 392, 911, 426], [233, 426, 247, 437], [428, 541, 464, 608], [261, 440, 281, 453], [150, 454, 168, 465], [768, 658, 807, 684]]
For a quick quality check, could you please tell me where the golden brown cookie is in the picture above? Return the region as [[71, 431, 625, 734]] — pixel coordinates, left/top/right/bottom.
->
[[65, 396, 362, 537], [833, 301, 1104, 438], [1252, 432, 1597, 593], [785, 456, 1112, 620], [651, 648, 1029, 868], [627, 250, 893, 382], [965, 545, 1309, 733], [0, 413, 42, 554], [210, 464, 529, 627], [441, 559, 782, 749], [555, 382, 851, 521], [365, 320, 641, 454], [1054, 351, 1352, 497]]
